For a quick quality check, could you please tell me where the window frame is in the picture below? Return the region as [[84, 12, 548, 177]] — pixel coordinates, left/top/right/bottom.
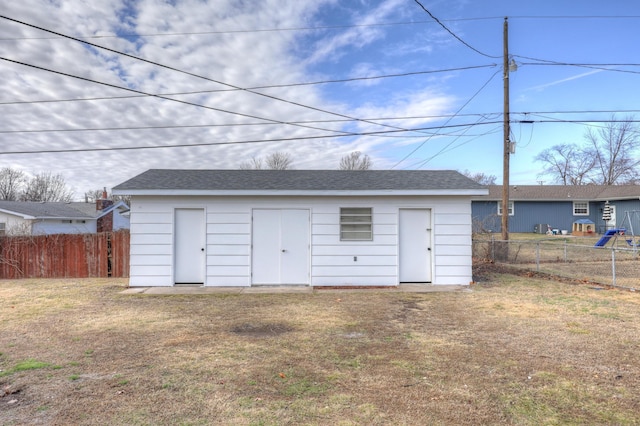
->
[[340, 207, 373, 241], [573, 201, 589, 216], [497, 201, 514, 216]]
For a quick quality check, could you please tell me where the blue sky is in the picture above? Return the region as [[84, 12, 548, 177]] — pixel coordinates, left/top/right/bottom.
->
[[1, 0, 640, 197]]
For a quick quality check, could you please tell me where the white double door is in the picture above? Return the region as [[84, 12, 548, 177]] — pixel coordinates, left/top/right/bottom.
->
[[252, 209, 310, 285]]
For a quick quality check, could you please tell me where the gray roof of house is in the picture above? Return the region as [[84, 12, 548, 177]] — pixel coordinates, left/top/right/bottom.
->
[[474, 185, 640, 201], [112, 169, 487, 194], [0, 201, 96, 219]]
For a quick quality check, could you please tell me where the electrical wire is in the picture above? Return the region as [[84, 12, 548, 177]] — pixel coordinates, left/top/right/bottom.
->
[[0, 64, 497, 106], [411, 114, 498, 169], [0, 15, 438, 137], [515, 55, 640, 75], [0, 56, 355, 136], [391, 69, 501, 169], [0, 19, 450, 41], [0, 119, 504, 137], [0, 121, 503, 155], [403, 124, 502, 168], [3, 15, 639, 41], [412, 0, 499, 59]]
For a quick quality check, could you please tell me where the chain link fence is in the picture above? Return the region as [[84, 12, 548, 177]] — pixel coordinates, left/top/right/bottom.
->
[[473, 237, 640, 290]]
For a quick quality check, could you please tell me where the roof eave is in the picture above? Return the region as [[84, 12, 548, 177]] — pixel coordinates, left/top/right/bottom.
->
[[0, 208, 36, 219], [114, 189, 489, 197], [34, 216, 97, 220]]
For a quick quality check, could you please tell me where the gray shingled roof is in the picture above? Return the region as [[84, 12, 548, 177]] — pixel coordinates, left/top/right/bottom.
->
[[475, 185, 640, 201], [113, 169, 486, 192], [0, 201, 96, 219]]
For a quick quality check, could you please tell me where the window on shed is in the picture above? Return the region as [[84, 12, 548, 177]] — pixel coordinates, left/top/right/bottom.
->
[[573, 201, 589, 215], [340, 208, 372, 241], [0, 222, 5, 236], [497, 201, 514, 216]]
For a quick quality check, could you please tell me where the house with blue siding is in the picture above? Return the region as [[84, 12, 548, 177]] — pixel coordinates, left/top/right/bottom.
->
[[0, 199, 130, 236], [472, 185, 640, 235]]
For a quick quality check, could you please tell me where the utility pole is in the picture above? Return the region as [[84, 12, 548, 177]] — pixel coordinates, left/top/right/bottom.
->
[[501, 17, 510, 242]]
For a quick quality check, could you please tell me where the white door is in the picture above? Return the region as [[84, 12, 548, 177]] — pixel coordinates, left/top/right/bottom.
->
[[609, 205, 617, 228], [399, 209, 432, 283], [252, 209, 309, 285], [174, 208, 205, 283]]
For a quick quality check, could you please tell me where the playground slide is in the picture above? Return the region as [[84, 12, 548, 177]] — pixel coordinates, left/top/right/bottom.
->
[[594, 229, 623, 247]]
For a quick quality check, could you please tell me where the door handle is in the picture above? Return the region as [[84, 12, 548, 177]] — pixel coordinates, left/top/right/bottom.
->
[[201, 248, 205, 252], [282, 249, 286, 252]]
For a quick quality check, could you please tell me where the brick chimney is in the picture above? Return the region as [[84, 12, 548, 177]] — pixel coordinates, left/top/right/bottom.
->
[[96, 187, 114, 211]]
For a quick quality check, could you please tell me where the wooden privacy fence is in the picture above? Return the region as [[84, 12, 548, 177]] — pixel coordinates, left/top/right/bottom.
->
[[0, 231, 129, 279]]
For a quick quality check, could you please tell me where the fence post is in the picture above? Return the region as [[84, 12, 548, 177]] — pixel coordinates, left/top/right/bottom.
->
[[564, 240, 568, 263], [611, 248, 616, 287], [536, 241, 540, 272], [491, 235, 495, 262]]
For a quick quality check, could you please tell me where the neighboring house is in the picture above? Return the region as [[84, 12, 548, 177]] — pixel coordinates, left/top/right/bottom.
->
[[0, 199, 130, 236], [471, 185, 640, 234], [112, 169, 488, 288], [70, 199, 130, 233]]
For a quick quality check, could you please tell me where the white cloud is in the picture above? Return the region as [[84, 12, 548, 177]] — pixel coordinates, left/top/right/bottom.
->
[[0, 0, 476, 196]]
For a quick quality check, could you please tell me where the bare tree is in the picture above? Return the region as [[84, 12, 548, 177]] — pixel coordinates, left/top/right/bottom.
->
[[585, 117, 640, 185], [339, 151, 372, 170], [534, 144, 595, 185], [239, 157, 264, 170], [83, 189, 104, 203], [461, 170, 496, 185], [84, 188, 130, 206], [264, 152, 294, 170], [239, 152, 294, 170], [21, 171, 74, 202], [0, 167, 26, 200]]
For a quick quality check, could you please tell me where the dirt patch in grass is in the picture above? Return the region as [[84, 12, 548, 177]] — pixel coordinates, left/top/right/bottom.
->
[[230, 322, 295, 337], [1, 274, 639, 425]]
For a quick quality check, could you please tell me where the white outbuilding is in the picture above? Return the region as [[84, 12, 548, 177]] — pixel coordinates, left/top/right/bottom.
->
[[113, 169, 487, 287]]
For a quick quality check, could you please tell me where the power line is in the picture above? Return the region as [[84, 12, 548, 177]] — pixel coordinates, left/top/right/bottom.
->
[[402, 123, 503, 169], [516, 56, 640, 75], [510, 15, 640, 20], [412, 0, 499, 59], [412, 115, 498, 169], [517, 117, 640, 124], [0, 121, 503, 155], [0, 19, 445, 41], [0, 56, 353, 136], [0, 64, 497, 106], [513, 109, 640, 115], [0, 15, 431, 137], [4, 15, 640, 41], [0, 116, 497, 135], [391, 69, 501, 169]]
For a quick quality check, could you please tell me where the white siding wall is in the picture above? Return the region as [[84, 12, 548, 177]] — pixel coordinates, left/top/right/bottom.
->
[[312, 201, 397, 286], [0, 212, 31, 235], [128, 195, 473, 287], [432, 199, 473, 285]]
